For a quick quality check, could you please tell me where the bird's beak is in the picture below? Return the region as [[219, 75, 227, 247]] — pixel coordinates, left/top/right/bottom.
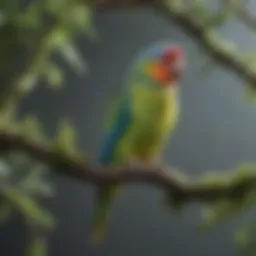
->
[[145, 61, 171, 85]]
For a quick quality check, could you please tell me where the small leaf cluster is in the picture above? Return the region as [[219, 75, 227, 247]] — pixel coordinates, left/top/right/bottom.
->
[[0, 152, 54, 256], [0, 0, 94, 95], [0, 105, 84, 255]]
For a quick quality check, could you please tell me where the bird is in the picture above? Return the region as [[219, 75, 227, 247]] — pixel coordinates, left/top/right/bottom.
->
[[89, 41, 186, 243]]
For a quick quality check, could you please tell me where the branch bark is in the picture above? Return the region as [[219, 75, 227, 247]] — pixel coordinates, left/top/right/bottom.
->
[[0, 131, 255, 204]]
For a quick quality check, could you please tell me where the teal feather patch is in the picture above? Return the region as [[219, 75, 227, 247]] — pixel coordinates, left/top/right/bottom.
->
[[98, 96, 131, 164]]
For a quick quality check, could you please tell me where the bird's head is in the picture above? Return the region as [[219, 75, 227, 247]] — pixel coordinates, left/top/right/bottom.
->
[[140, 43, 186, 87]]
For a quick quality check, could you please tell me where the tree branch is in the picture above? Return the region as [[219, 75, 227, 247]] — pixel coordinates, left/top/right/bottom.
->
[[1, 0, 256, 208], [94, 0, 256, 87], [236, 0, 256, 30], [0, 131, 255, 204]]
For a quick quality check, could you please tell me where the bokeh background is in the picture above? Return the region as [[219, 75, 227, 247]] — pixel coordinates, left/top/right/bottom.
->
[[2, 2, 256, 255]]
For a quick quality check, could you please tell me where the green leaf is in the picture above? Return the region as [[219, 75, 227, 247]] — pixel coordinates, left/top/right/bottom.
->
[[243, 52, 256, 70], [19, 73, 39, 94], [68, 3, 96, 38], [235, 223, 256, 256], [0, 103, 17, 132], [200, 189, 256, 231], [45, 27, 71, 51], [53, 119, 78, 156], [231, 163, 256, 184], [0, 160, 11, 178], [198, 172, 231, 189], [58, 41, 88, 74], [166, 0, 183, 11], [26, 236, 48, 256], [22, 181, 54, 198], [42, 61, 64, 89], [14, 1, 43, 29], [44, 0, 72, 15], [188, 0, 208, 23], [5, 152, 33, 173], [18, 164, 54, 197], [199, 201, 239, 231], [70, 4, 92, 29], [47, 1, 96, 39], [235, 227, 251, 247], [19, 115, 47, 144], [2, 186, 55, 229]]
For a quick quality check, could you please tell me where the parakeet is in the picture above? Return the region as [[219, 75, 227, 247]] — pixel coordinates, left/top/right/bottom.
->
[[90, 42, 186, 243]]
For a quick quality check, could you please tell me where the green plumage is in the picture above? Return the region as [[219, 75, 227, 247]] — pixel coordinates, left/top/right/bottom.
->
[[90, 58, 180, 244]]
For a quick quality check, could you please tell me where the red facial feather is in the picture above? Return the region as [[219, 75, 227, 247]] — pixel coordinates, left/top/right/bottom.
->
[[146, 45, 185, 86], [162, 46, 183, 63]]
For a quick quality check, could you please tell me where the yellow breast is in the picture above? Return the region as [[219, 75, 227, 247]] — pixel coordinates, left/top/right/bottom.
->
[[118, 84, 180, 161], [132, 84, 179, 128]]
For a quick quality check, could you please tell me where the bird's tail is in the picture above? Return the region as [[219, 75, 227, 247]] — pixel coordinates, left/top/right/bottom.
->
[[89, 184, 120, 244]]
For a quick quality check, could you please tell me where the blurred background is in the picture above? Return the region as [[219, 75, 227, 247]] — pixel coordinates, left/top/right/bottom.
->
[[1, 2, 256, 255]]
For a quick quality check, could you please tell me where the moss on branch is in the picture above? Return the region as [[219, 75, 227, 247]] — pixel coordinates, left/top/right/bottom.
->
[[0, 130, 255, 205]]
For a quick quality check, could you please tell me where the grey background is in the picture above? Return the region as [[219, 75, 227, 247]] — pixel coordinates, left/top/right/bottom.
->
[[2, 2, 256, 255]]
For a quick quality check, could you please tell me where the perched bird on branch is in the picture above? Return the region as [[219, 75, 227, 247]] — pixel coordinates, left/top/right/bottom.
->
[[90, 41, 186, 243]]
